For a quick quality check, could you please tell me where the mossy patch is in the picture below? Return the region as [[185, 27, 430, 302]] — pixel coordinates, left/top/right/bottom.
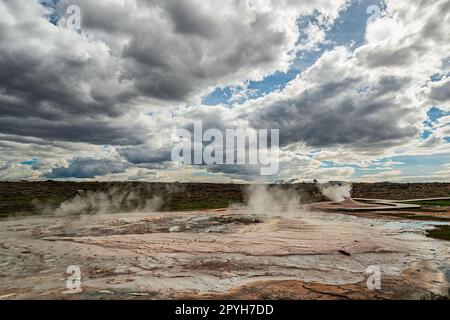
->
[[426, 225, 450, 241], [405, 199, 450, 206]]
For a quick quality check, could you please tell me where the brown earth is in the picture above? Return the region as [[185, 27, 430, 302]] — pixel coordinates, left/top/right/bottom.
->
[[1, 208, 449, 300], [175, 277, 429, 300]]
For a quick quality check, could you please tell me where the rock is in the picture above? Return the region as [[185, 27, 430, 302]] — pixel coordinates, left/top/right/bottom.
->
[[0, 293, 16, 299], [169, 226, 182, 233], [98, 290, 114, 295], [129, 292, 149, 296], [338, 250, 351, 256]]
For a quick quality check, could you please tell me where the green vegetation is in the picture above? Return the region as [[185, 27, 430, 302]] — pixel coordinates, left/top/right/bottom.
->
[[405, 199, 450, 206], [426, 225, 450, 241], [0, 196, 63, 218], [1, 181, 449, 218], [0, 181, 247, 218]]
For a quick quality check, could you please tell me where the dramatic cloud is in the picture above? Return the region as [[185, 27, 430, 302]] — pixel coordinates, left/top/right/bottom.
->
[[248, 0, 450, 149], [46, 158, 129, 179], [429, 78, 450, 105], [0, 0, 449, 182], [247, 57, 419, 148]]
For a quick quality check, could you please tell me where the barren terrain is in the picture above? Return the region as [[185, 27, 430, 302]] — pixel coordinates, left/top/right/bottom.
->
[[0, 182, 449, 300]]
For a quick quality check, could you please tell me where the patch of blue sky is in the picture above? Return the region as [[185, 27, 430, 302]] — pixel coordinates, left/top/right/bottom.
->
[[421, 130, 433, 139], [422, 106, 450, 139], [354, 154, 450, 179], [324, 157, 396, 179], [319, 160, 360, 169], [202, 87, 234, 106], [426, 107, 449, 126], [202, 0, 385, 106], [39, 0, 61, 25], [202, 61, 306, 105], [391, 154, 450, 177], [430, 72, 450, 82], [192, 172, 213, 177], [20, 159, 38, 167], [39, 0, 59, 7], [356, 86, 372, 94], [319, 160, 334, 168]]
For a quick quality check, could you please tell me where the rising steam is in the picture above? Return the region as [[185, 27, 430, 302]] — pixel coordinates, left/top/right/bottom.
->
[[54, 187, 163, 216], [318, 182, 352, 202], [244, 184, 301, 215]]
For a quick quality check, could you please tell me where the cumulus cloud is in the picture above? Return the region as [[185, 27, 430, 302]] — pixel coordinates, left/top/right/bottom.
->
[[246, 0, 449, 153], [118, 146, 172, 165], [45, 158, 129, 179], [247, 53, 419, 148], [0, 0, 449, 183], [360, 170, 402, 181], [0, 0, 344, 142], [0, 162, 41, 181], [429, 78, 450, 106]]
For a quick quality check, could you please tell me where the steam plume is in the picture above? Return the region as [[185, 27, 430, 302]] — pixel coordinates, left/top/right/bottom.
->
[[54, 187, 163, 216], [244, 184, 301, 215], [318, 182, 352, 202]]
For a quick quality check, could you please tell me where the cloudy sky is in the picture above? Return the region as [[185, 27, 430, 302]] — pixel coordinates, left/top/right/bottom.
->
[[0, 0, 449, 183]]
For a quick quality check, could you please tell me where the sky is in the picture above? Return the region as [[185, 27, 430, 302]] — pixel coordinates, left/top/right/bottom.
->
[[0, 0, 449, 183]]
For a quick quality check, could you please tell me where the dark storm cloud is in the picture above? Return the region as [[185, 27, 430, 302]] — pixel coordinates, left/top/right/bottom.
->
[[0, 116, 147, 145], [50, 0, 302, 103], [376, 75, 412, 95], [182, 107, 234, 132], [0, 1, 142, 145], [0, 0, 304, 146], [0, 48, 131, 119], [358, 46, 417, 69], [206, 164, 261, 180], [45, 158, 129, 179], [248, 75, 418, 148], [118, 146, 172, 164], [120, 20, 289, 101], [116, 0, 293, 101], [1, 0, 448, 183], [162, 0, 219, 37], [430, 79, 450, 102]]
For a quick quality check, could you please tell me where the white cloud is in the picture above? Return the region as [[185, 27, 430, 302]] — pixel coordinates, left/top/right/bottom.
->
[[0, 0, 449, 182]]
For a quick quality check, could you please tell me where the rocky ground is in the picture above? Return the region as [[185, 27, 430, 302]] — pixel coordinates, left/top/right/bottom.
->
[[0, 207, 449, 300]]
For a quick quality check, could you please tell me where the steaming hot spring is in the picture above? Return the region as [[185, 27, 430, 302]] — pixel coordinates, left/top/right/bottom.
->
[[0, 182, 449, 300]]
